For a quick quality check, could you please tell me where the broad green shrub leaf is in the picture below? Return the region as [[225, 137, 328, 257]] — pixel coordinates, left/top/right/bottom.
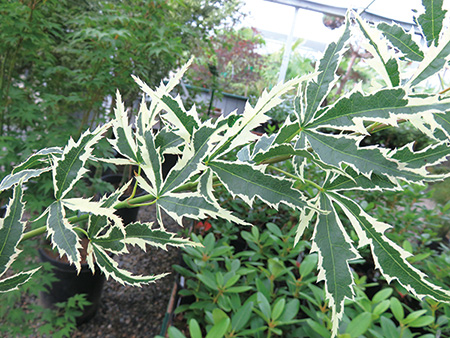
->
[[345, 312, 372, 337]]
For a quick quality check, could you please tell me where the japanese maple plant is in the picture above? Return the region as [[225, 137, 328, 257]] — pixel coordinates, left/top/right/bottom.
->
[[1, 2, 450, 336]]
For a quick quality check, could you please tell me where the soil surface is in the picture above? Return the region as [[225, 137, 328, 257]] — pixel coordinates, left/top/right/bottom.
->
[[72, 204, 184, 338]]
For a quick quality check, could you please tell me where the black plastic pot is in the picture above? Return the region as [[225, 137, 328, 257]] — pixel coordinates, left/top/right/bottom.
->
[[38, 246, 105, 325]]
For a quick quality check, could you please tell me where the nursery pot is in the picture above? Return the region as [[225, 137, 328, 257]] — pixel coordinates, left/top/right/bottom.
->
[[38, 240, 105, 325]]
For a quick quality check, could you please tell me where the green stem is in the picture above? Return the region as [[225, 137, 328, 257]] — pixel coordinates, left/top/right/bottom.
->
[[267, 165, 322, 191]]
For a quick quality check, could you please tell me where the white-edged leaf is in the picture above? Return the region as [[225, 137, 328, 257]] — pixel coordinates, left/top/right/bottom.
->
[[309, 88, 450, 134], [46, 201, 82, 272], [132, 56, 193, 132], [209, 160, 317, 211], [210, 74, 315, 160], [355, 13, 399, 87], [311, 194, 360, 337], [0, 168, 51, 193], [123, 222, 200, 250], [110, 90, 139, 162], [377, 22, 424, 62], [329, 192, 450, 304], [407, 27, 450, 88], [61, 198, 123, 230], [156, 192, 221, 228], [0, 268, 40, 293], [53, 123, 110, 200], [91, 225, 127, 255], [10, 146, 61, 174], [136, 130, 163, 194], [303, 18, 351, 123], [92, 243, 168, 286], [304, 130, 438, 182], [417, 0, 447, 47], [198, 169, 251, 226], [0, 183, 26, 278]]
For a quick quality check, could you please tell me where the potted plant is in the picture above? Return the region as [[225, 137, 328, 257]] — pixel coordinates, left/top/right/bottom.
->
[[1, 1, 450, 336]]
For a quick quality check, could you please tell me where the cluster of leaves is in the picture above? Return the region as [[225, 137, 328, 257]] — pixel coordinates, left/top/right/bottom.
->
[[167, 215, 450, 338], [1, 1, 450, 336]]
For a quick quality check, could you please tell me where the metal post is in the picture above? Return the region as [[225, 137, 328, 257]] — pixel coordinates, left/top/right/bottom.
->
[[278, 6, 299, 83]]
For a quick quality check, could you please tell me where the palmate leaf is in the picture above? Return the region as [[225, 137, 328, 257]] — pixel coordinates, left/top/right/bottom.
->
[[377, 22, 424, 62], [0, 268, 40, 293], [308, 88, 450, 134], [354, 13, 399, 87], [303, 130, 440, 182], [0, 183, 26, 278], [53, 123, 110, 200], [329, 193, 450, 304], [45, 201, 82, 272], [302, 19, 350, 124], [311, 195, 360, 337], [416, 0, 447, 47], [208, 160, 315, 211], [92, 243, 168, 286]]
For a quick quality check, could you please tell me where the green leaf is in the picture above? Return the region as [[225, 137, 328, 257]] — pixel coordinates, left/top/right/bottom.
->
[[311, 195, 359, 336], [205, 317, 230, 338], [231, 301, 253, 331], [92, 243, 168, 286], [257, 292, 271, 322], [390, 297, 404, 321], [0, 268, 40, 293], [302, 18, 350, 124], [91, 226, 126, 254], [0, 183, 26, 277], [53, 123, 109, 200], [46, 201, 82, 272], [279, 298, 300, 322], [372, 288, 393, 304], [306, 319, 331, 338], [407, 315, 435, 328], [189, 319, 202, 338], [345, 312, 372, 337], [330, 193, 450, 304], [271, 298, 285, 321], [378, 22, 424, 62], [209, 160, 313, 211], [299, 254, 318, 278], [417, 0, 447, 47]]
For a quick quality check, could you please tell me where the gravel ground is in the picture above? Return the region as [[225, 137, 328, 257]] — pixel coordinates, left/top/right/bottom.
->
[[72, 204, 185, 338]]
